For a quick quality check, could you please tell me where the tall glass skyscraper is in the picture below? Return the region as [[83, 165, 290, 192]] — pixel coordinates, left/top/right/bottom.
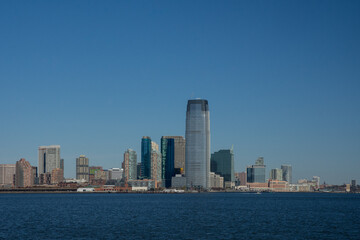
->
[[185, 99, 210, 189], [281, 164, 292, 183], [161, 136, 186, 188], [38, 145, 61, 175], [141, 137, 152, 179]]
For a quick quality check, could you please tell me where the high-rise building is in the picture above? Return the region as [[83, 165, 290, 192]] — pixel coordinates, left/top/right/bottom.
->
[[247, 157, 266, 183], [141, 136, 152, 179], [76, 155, 89, 181], [281, 164, 292, 184], [270, 168, 283, 181], [123, 149, 137, 181], [161, 136, 186, 188], [51, 168, 64, 184], [0, 164, 15, 187], [137, 163, 142, 179], [151, 148, 162, 188], [15, 158, 33, 188], [210, 148, 235, 185], [32, 166, 38, 185], [38, 145, 61, 175], [185, 99, 210, 189], [60, 159, 64, 171]]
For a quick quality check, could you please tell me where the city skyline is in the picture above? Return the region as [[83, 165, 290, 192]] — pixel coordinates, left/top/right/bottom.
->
[[0, 1, 359, 184]]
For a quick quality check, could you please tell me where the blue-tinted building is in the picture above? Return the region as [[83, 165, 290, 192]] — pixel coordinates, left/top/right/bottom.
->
[[247, 157, 266, 183], [210, 148, 234, 183], [141, 136, 152, 179], [185, 99, 210, 189], [161, 137, 175, 188]]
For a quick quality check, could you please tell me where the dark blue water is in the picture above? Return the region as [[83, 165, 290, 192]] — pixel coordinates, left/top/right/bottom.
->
[[1, 193, 359, 239]]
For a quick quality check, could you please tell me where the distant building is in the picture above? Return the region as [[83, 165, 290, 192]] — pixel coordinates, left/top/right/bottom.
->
[[161, 136, 186, 188], [141, 136, 152, 179], [210, 148, 234, 187], [15, 159, 33, 188], [151, 144, 162, 188], [60, 159, 64, 171], [0, 164, 16, 187], [89, 166, 102, 182], [270, 168, 283, 181], [171, 174, 186, 188], [76, 155, 89, 181], [128, 179, 155, 190], [51, 168, 64, 184], [351, 180, 356, 187], [185, 99, 210, 189], [108, 168, 123, 180], [209, 172, 224, 189], [32, 166, 38, 185], [137, 163, 142, 179], [39, 173, 51, 185], [38, 145, 61, 175], [312, 176, 320, 188], [281, 164, 292, 183], [247, 157, 266, 183], [123, 149, 137, 181]]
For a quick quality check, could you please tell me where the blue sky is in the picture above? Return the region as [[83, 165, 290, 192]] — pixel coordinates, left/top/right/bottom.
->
[[0, 1, 359, 184]]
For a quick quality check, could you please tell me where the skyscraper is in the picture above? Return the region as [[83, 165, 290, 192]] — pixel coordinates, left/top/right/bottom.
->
[[247, 157, 266, 183], [38, 145, 61, 175], [210, 148, 235, 184], [185, 99, 210, 189], [141, 136, 152, 179], [123, 149, 137, 181], [76, 155, 89, 181], [15, 158, 33, 188], [161, 136, 186, 188], [281, 164, 292, 184], [270, 168, 283, 181]]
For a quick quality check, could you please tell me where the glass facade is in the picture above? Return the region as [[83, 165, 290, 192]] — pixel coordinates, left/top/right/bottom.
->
[[210, 149, 234, 182], [281, 164, 292, 184], [161, 137, 175, 188], [185, 99, 210, 189], [124, 149, 137, 181], [247, 166, 266, 183], [141, 137, 152, 179], [38, 145, 61, 175]]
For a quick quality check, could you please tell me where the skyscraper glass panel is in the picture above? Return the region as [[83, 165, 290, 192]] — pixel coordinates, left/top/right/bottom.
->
[[185, 99, 210, 189], [141, 137, 152, 179]]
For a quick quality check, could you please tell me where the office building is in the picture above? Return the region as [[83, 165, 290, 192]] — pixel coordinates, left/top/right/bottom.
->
[[0, 164, 15, 187], [161, 136, 186, 188], [51, 168, 64, 184], [76, 155, 89, 181], [185, 99, 210, 189], [352, 180, 356, 187], [60, 159, 64, 171], [32, 166, 38, 185], [123, 149, 137, 181], [108, 168, 123, 180], [270, 168, 283, 181], [247, 157, 266, 183], [137, 163, 142, 179], [141, 136, 152, 179], [210, 148, 235, 186], [15, 158, 33, 188], [281, 164, 292, 184], [38, 145, 61, 175]]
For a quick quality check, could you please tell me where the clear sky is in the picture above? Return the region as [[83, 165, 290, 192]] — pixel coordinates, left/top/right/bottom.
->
[[0, 0, 359, 184]]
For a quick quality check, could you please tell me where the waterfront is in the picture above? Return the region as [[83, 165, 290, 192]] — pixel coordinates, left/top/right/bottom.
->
[[1, 193, 359, 239]]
